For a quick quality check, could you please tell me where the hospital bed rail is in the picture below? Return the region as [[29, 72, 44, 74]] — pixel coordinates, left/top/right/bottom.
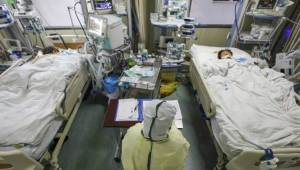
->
[[0, 59, 26, 79], [189, 58, 217, 118], [41, 62, 91, 170]]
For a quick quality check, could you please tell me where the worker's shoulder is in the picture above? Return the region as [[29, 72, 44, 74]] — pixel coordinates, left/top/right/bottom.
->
[[168, 126, 190, 146], [124, 123, 144, 138], [125, 123, 189, 146], [127, 123, 143, 132]]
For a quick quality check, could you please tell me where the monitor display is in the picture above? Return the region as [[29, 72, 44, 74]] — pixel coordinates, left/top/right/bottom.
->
[[257, 0, 277, 9], [94, 0, 112, 10], [88, 15, 107, 37]]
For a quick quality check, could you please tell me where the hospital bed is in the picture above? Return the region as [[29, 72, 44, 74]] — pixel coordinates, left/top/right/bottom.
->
[[0, 52, 90, 170], [189, 45, 300, 170]]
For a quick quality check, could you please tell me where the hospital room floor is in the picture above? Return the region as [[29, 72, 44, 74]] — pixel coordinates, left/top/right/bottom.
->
[[58, 84, 217, 170]]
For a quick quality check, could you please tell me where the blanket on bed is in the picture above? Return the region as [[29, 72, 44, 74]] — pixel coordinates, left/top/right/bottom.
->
[[0, 53, 82, 146], [197, 59, 300, 159]]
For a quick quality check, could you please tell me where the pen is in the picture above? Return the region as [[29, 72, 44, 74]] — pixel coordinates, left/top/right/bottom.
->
[[129, 104, 138, 119]]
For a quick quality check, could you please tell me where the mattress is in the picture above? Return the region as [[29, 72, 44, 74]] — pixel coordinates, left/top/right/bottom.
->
[[190, 45, 300, 160], [0, 119, 63, 160]]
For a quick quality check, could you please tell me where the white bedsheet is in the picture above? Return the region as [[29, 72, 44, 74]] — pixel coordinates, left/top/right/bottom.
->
[[0, 119, 63, 159], [0, 52, 83, 146], [191, 45, 300, 159]]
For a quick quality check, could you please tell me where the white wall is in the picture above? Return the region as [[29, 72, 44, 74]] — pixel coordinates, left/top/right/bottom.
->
[[190, 0, 239, 25], [32, 0, 85, 27], [187, 27, 231, 48]]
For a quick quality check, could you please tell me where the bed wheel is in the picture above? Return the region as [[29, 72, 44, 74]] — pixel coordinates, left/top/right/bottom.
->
[[50, 160, 61, 170], [193, 89, 197, 95], [214, 165, 225, 170], [214, 167, 222, 170], [214, 155, 226, 170], [64, 135, 69, 143]]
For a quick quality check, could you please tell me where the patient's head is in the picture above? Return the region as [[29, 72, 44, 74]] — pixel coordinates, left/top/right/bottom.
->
[[218, 49, 233, 59], [42, 46, 59, 55]]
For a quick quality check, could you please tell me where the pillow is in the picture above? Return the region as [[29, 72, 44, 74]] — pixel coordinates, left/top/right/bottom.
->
[[190, 44, 251, 62]]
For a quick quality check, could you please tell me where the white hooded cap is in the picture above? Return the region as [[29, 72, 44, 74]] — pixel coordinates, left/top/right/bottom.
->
[[142, 100, 177, 141]]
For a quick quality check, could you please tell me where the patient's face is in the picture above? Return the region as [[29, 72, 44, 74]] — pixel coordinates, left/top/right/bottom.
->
[[220, 51, 233, 59]]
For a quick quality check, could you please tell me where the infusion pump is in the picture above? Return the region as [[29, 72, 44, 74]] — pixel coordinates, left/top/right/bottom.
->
[[86, 0, 113, 14]]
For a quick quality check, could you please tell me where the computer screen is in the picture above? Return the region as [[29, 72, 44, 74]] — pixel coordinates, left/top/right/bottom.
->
[[94, 0, 113, 10], [257, 0, 277, 9], [88, 15, 107, 37]]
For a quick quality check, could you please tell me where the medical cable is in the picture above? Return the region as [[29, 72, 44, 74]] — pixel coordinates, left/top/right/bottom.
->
[[73, 1, 97, 56], [67, 6, 79, 39], [84, 42, 97, 88], [234, 0, 243, 42], [147, 101, 166, 170], [38, 32, 45, 48], [53, 33, 68, 49], [58, 33, 68, 49], [74, 1, 88, 41], [34, 32, 38, 47]]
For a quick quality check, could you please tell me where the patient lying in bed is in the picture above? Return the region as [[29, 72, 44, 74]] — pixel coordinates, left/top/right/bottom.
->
[[0, 51, 83, 146], [200, 56, 300, 159], [216, 49, 268, 68]]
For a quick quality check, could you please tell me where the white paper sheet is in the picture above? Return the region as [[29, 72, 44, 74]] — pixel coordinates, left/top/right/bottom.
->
[[115, 99, 139, 121], [119, 76, 140, 84], [115, 99, 183, 128]]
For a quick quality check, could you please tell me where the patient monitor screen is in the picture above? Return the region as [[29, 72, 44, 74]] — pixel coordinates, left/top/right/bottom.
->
[[257, 0, 277, 9], [88, 15, 107, 37], [94, 0, 112, 10]]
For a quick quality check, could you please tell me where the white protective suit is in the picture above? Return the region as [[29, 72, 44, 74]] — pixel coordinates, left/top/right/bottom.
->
[[122, 101, 190, 170]]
